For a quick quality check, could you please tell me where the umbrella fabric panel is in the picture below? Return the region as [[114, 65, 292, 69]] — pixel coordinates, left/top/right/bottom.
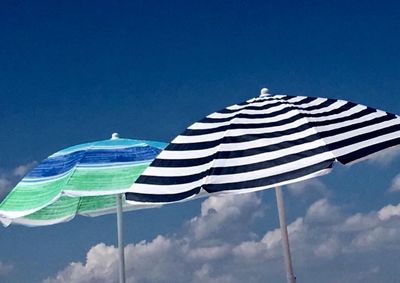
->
[[11, 195, 116, 226], [25, 150, 85, 178], [12, 196, 80, 226], [77, 195, 117, 215], [126, 94, 400, 203], [0, 174, 71, 218], [63, 163, 150, 196], [9, 194, 157, 227], [0, 138, 166, 221]]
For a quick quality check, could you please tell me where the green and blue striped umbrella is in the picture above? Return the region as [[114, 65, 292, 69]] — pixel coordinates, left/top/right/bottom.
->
[[0, 134, 167, 226]]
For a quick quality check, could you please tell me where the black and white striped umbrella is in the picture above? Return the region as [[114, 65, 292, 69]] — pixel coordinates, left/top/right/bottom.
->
[[126, 88, 400, 283], [126, 89, 400, 203]]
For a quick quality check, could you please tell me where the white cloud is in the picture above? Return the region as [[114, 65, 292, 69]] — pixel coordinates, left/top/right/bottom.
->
[[389, 173, 400, 192], [365, 146, 400, 166], [232, 217, 305, 260], [0, 261, 13, 277], [0, 178, 11, 196], [44, 193, 265, 283], [305, 198, 341, 223], [42, 243, 119, 283], [12, 161, 37, 178], [43, 196, 400, 283], [341, 212, 380, 232], [287, 178, 328, 197], [352, 227, 399, 250], [0, 162, 37, 199], [313, 237, 340, 258], [377, 203, 400, 220], [188, 193, 263, 241]]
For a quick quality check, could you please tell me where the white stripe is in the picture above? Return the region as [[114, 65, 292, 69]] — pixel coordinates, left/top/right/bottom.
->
[[206, 152, 334, 184], [324, 119, 400, 145], [62, 187, 132, 197], [173, 117, 310, 144], [206, 97, 326, 120], [308, 104, 367, 123], [315, 110, 388, 133], [189, 104, 292, 129], [158, 127, 319, 161], [144, 161, 213, 177], [214, 139, 330, 168], [128, 178, 206, 194], [212, 167, 333, 195], [332, 130, 400, 159], [207, 99, 286, 119], [76, 161, 151, 169], [219, 128, 320, 152], [285, 96, 307, 103], [189, 99, 350, 130], [144, 139, 329, 177], [129, 155, 334, 195]]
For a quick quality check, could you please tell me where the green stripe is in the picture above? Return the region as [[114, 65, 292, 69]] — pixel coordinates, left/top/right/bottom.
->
[[22, 196, 79, 220], [64, 164, 149, 192], [77, 195, 117, 213], [0, 174, 70, 212]]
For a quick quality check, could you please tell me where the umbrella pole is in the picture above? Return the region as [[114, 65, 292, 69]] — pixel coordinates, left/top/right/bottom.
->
[[275, 186, 296, 283], [116, 193, 126, 283]]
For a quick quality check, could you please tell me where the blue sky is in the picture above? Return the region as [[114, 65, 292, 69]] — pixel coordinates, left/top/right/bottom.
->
[[1, 1, 400, 282]]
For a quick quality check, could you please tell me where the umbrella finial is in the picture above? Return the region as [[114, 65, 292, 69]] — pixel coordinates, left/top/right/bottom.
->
[[260, 88, 269, 97], [111, 133, 120, 140]]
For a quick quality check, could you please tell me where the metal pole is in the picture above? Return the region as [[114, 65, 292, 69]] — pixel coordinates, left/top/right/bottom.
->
[[116, 193, 126, 283], [275, 186, 296, 283]]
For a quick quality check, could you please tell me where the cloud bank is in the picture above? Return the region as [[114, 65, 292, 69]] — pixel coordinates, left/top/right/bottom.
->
[[43, 192, 400, 283]]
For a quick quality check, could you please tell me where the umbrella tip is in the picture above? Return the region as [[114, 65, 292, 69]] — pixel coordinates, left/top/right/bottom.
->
[[260, 88, 269, 97], [111, 133, 120, 139]]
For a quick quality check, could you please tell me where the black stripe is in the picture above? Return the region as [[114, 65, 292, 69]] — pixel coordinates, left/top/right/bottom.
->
[[217, 135, 325, 159], [338, 137, 400, 164], [167, 123, 316, 152], [327, 124, 400, 151], [125, 187, 201, 203], [167, 107, 374, 152], [197, 97, 334, 125], [199, 96, 315, 124], [203, 159, 335, 193], [183, 99, 350, 136], [318, 115, 396, 139], [138, 146, 332, 186], [217, 100, 251, 114], [136, 169, 210, 185], [153, 131, 323, 168], [171, 122, 315, 152], [310, 107, 376, 127], [210, 146, 330, 175], [301, 101, 356, 118], [184, 112, 304, 136]]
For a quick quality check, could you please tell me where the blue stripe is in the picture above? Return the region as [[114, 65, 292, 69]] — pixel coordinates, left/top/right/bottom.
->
[[80, 146, 162, 164], [26, 151, 85, 178], [26, 145, 163, 178]]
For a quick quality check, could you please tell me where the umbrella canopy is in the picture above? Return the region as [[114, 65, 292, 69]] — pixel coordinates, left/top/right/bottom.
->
[[126, 90, 400, 203], [125, 89, 400, 283], [0, 136, 167, 226]]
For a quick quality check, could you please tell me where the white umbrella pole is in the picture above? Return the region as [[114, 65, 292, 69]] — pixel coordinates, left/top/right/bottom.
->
[[275, 186, 296, 283], [116, 193, 126, 283]]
